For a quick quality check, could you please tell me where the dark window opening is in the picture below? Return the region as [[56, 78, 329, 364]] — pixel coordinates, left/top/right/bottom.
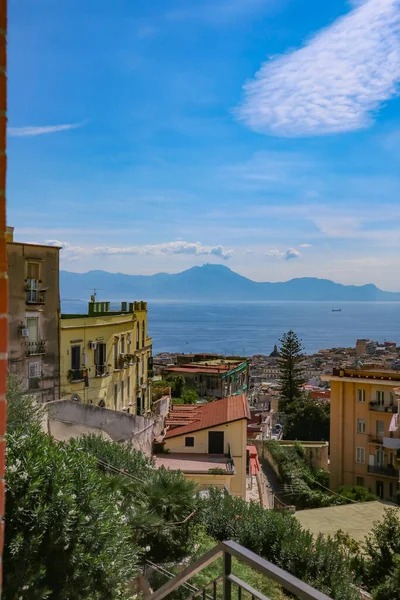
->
[[185, 437, 195, 447]]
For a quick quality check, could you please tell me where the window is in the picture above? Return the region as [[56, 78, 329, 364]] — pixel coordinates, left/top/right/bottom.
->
[[71, 345, 82, 380], [114, 384, 118, 410], [136, 322, 140, 350], [121, 381, 124, 404], [356, 447, 365, 463], [357, 418, 366, 434], [376, 420, 384, 437], [127, 333, 131, 350], [389, 452, 394, 466], [356, 476, 364, 487], [127, 376, 130, 400], [94, 343, 106, 376], [114, 340, 119, 369], [142, 321, 145, 347], [142, 357, 145, 375], [377, 391, 385, 407], [185, 437, 194, 447], [28, 361, 41, 390], [26, 261, 40, 303], [390, 392, 394, 406], [357, 389, 366, 403], [121, 336, 125, 355], [390, 482, 394, 497]]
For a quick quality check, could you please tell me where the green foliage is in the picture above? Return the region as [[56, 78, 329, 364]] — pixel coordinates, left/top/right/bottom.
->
[[283, 396, 330, 441], [4, 426, 138, 599], [338, 485, 376, 503], [74, 435, 199, 564], [179, 389, 198, 404], [153, 379, 170, 388], [6, 375, 45, 432], [362, 509, 400, 594], [277, 330, 306, 411], [266, 440, 346, 509], [74, 433, 155, 476], [199, 488, 359, 600]]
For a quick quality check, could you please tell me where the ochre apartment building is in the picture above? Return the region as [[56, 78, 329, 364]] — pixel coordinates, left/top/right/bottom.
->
[[325, 366, 400, 502], [60, 300, 152, 414]]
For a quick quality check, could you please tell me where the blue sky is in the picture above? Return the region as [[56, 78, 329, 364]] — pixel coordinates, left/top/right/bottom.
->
[[7, 0, 400, 289]]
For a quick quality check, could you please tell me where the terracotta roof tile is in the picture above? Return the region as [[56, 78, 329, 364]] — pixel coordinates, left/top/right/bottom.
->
[[164, 395, 250, 439]]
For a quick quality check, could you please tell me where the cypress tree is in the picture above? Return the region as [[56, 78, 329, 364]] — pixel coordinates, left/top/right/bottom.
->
[[277, 330, 305, 411]]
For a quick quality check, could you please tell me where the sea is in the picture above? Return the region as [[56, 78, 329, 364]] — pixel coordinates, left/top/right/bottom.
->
[[61, 300, 400, 355]]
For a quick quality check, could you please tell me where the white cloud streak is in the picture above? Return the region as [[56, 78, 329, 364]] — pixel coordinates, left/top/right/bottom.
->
[[266, 248, 301, 260], [43, 240, 234, 261], [8, 123, 84, 137], [238, 0, 400, 136], [299, 243, 313, 248]]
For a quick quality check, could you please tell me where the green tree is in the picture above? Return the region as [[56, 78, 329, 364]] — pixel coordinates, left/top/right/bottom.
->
[[179, 389, 198, 404], [362, 508, 400, 593], [166, 374, 186, 398], [4, 426, 138, 599], [338, 485, 376, 502], [277, 330, 306, 411], [283, 396, 330, 441]]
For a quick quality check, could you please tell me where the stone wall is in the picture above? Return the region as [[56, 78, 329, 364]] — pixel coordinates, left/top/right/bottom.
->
[[45, 400, 164, 456]]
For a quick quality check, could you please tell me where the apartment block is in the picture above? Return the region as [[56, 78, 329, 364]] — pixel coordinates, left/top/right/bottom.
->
[[324, 366, 400, 502], [7, 227, 60, 402], [60, 300, 152, 414]]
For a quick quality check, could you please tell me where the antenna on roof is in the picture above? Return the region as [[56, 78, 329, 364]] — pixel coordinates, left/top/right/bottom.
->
[[87, 288, 103, 302]]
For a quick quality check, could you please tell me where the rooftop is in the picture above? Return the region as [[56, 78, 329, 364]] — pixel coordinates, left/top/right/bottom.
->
[[163, 360, 246, 375], [296, 501, 399, 543], [327, 365, 400, 382], [164, 394, 250, 439], [61, 300, 147, 319], [153, 453, 233, 473]]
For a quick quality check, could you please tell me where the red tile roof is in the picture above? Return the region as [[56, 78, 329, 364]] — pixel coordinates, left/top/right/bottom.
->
[[162, 364, 239, 375], [164, 395, 250, 439]]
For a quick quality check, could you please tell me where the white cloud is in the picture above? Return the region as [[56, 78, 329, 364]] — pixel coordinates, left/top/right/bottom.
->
[[299, 243, 313, 248], [237, 0, 400, 136], [266, 248, 302, 260], [8, 123, 84, 137], [50, 240, 234, 261]]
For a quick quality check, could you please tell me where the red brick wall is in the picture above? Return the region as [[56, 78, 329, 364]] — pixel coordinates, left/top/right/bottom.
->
[[0, 0, 7, 594]]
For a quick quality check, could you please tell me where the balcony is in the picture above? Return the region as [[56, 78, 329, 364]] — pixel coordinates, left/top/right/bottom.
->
[[25, 340, 45, 356], [368, 464, 398, 477], [369, 401, 398, 414], [69, 368, 84, 382], [95, 364, 107, 377], [368, 434, 384, 445]]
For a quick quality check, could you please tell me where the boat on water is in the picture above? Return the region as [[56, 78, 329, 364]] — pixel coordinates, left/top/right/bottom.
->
[[332, 309, 342, 312]]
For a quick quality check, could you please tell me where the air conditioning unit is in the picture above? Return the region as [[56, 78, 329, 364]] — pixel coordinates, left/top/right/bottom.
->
[[89, 341, 97, 350], [21, 328, 29, 337]]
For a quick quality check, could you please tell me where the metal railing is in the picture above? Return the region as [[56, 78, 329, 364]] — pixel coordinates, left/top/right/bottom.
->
[[143, 540, 332, 600], [25, 341, 45, 356], [95, 364, 107, 377], [368, 434, 384, 444], [70, 368, 84, 381], [368, 464, 398, 477]]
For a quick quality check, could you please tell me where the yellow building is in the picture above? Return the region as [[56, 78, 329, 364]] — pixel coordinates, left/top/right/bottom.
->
[[324, 366, 400, 502], [60, 300, 152, 414], [154, 395, 250, 498]]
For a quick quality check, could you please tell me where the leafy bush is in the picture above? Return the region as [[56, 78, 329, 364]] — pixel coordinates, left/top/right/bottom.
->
[[338, 485, 376, 502], [4, 426, 138, 599], [266, 440, 346, 509], [198, 488, 359, 600]]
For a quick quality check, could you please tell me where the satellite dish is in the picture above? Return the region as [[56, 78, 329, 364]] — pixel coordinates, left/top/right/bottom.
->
[[70, 393, 81, 403]]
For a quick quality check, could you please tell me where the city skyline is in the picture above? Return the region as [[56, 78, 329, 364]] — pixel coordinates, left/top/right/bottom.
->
[[7, 0, 400, 289]]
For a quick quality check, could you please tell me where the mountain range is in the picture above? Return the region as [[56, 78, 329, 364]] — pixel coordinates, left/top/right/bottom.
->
[[60, 264, 400, 302]]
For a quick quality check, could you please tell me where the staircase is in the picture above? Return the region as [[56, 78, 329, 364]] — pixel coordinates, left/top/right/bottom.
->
[[141, 540, 332, 600]]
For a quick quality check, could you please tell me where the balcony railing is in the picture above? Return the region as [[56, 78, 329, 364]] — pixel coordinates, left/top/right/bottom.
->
[[140, 540, 332, 600], [368, 464, 398, 477], [25, 340, 45, 356], [368, 434, 384, 444], [95, 364, 107, 377], [369, 402, 398, 414], [69, 368, 84, 382]]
